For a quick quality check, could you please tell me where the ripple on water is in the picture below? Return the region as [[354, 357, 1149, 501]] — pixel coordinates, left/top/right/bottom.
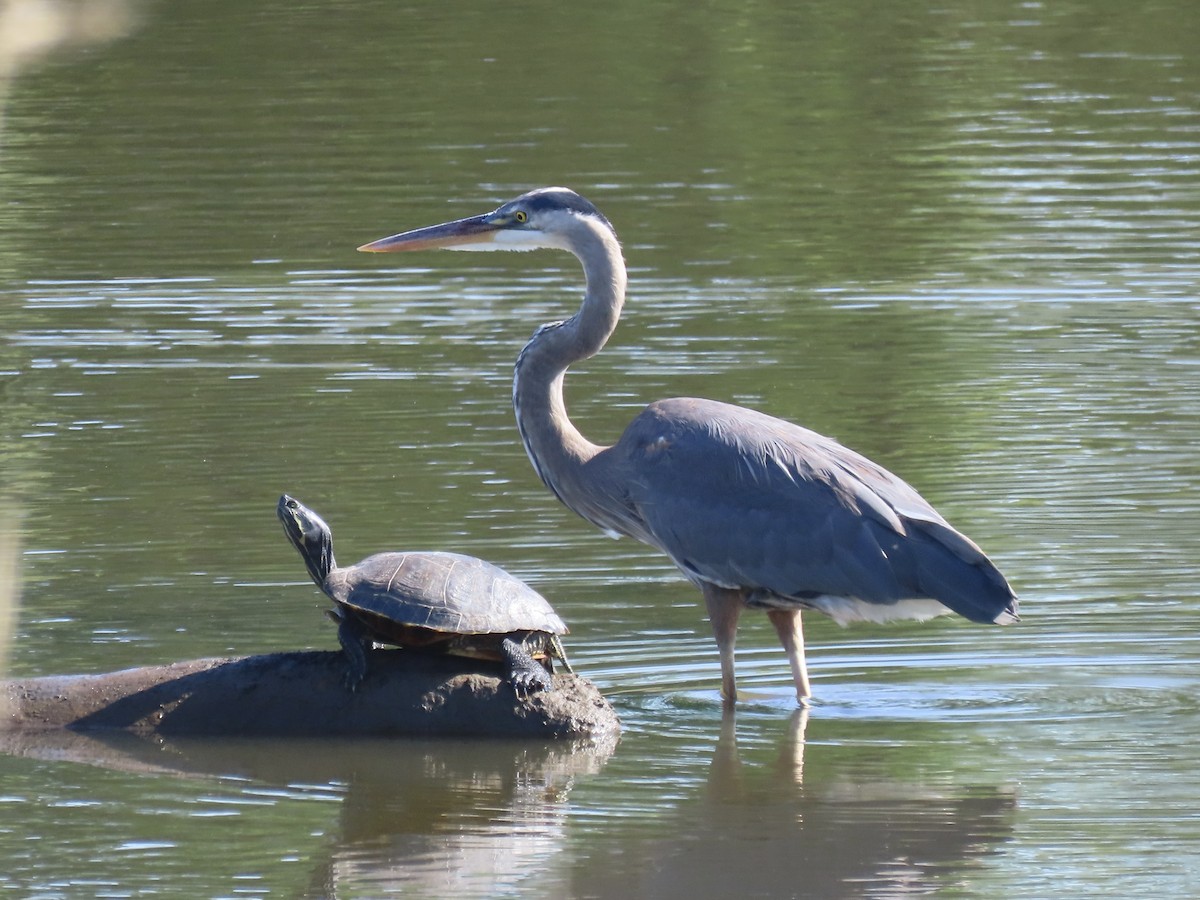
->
[[603, 632, 1198, 731]]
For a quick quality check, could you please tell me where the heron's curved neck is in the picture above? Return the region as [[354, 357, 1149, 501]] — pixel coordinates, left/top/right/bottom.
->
[[513, 219, 626, 502]]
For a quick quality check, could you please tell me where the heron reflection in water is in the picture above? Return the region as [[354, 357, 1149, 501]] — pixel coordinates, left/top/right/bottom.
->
[[359, 187, 1018, 709]]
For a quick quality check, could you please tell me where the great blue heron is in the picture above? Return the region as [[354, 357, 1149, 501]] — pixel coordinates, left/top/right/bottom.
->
[[359, 187, 1019, 708]]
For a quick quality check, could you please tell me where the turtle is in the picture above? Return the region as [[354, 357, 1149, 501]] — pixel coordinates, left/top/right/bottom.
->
[[277, 494, 572, 695]]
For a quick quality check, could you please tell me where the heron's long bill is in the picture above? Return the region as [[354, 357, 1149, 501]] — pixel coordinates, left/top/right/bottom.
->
[[357, 214, 500, 253]]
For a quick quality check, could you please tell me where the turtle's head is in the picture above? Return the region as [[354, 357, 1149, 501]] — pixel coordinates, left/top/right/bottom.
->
[[277, 494, 335, 587]]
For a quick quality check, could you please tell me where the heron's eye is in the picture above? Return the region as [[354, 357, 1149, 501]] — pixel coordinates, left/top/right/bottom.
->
[[514, 210, 528, 224]]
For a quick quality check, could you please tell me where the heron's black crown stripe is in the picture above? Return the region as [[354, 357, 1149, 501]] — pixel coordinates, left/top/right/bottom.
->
[[518, 188, 614, 232]]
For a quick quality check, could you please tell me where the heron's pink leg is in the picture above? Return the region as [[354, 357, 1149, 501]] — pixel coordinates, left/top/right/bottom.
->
[[767, 608, 812, 707], [702, 584, 744, 708]]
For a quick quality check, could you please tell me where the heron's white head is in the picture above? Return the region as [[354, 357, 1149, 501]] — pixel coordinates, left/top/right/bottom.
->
[[357, 186, 617, 256]]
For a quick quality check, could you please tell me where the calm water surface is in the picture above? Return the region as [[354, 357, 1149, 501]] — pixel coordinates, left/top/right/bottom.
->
[[2, 0, 1200, 897]]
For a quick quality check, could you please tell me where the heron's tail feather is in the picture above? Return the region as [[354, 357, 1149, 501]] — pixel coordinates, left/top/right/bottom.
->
[[906, 518, 1019, 625]]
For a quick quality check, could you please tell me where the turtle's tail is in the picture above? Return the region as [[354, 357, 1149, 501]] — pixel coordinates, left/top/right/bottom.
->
[[551, 635, 574, 674]]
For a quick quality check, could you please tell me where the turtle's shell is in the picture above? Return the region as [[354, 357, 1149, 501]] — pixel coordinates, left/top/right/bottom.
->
[[324, 551, 567, 645]]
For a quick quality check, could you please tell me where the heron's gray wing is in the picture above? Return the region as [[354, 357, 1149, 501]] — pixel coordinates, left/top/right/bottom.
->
[[603, 398, 1015, 622]]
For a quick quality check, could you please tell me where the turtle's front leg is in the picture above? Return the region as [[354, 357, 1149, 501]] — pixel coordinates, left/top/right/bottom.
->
[[500, 634, 553, 698], [327, 608, 371, 691]]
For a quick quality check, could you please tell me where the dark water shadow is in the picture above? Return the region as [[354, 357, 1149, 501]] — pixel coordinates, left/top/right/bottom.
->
[[0, 726, 614, 897], [573, 710, 1017, 899]]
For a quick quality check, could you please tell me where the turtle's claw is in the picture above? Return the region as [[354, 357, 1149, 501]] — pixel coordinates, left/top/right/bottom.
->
[[510, 666, 552, 699]]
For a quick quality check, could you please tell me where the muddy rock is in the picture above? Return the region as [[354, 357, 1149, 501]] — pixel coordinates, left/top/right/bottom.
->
[[2, 650, 619, 741]]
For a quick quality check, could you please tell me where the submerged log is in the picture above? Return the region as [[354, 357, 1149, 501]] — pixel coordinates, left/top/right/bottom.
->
[[1, 650, 619, 741]]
